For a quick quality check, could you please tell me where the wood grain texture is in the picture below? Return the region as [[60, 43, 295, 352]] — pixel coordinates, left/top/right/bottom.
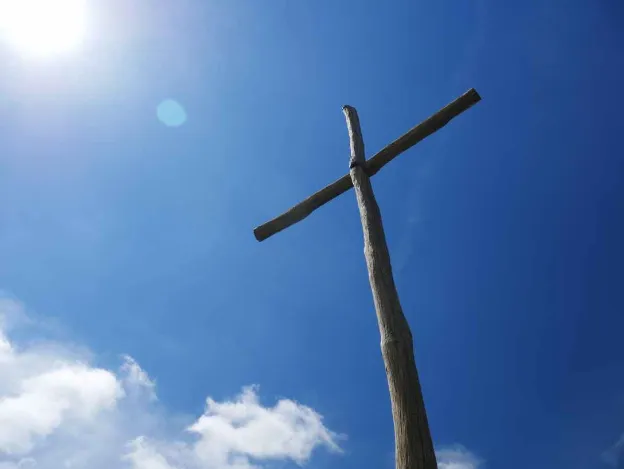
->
[[253, 174, 352, 241], [253, 88, 481, 241], [344, 105, 438, 469]]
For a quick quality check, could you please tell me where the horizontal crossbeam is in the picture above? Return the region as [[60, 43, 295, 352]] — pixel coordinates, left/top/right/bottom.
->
[[254, 88, 481, 241]]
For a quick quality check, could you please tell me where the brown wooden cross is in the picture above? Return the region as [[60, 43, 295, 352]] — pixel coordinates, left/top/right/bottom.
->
[[253, 89, 481, 469]]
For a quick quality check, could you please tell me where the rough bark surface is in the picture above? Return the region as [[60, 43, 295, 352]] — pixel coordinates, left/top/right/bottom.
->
[[343, 105, 438, 469], [254, 88, 481, 241]]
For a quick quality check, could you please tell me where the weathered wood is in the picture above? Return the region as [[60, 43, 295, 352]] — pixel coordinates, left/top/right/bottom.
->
[[253, 174, 352, 242], [365, 88, 480, 176], [253, 88, 481, 241], [344, 105, 438, 469]]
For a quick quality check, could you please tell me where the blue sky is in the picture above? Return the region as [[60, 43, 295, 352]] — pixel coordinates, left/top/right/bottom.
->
[[1, 0, 624, 468]]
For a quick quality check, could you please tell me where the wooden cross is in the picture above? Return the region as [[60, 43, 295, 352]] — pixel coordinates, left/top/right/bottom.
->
[[254, 89, 481, 469]]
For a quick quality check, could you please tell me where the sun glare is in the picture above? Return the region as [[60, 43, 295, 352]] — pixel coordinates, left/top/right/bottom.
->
[[0, 0, 87, 57]]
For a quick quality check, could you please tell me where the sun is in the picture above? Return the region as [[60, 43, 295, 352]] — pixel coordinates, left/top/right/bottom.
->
[[0, 0, 88, 58]]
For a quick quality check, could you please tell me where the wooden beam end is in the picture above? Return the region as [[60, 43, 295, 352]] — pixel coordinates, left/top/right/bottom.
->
[[467, 88, 482, 103], [253, 227, 268, 242]]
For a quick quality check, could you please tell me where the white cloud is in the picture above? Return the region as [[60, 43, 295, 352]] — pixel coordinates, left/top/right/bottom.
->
[[120, 386, 343, 469], [124, 437, 179, 469], [437, 445, 483, 469], [121, 354, 157, 401], [0, 363, 122, 455], [188, 386, 341, 468], [0, 297, 342, 469]]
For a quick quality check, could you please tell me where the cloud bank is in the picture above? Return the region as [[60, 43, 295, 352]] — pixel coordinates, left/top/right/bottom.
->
[[0, 297, 341, 469]]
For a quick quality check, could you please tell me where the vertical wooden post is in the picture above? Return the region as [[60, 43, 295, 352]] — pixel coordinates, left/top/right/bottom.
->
[[343, 106, 438, 469]]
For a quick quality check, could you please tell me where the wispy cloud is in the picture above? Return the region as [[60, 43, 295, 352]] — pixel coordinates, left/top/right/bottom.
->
[[437, 444, 484, 469], [602, 434, 624, 468], [0, 296, 342, 469]]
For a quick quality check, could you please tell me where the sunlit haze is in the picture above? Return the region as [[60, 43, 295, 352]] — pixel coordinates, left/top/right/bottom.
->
[[0, 0, 87, 58]]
